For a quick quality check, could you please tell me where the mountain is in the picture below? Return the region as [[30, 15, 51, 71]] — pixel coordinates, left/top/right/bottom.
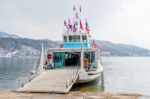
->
[[0, 31, 150, 56], [0, 31, 59, 55], [0, 31, 19, 39], [0, 38, 58, 52], [96, 40, 150, 56]]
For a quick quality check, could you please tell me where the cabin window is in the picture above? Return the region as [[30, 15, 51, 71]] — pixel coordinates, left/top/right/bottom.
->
[[82, 36, 87, 42], [53, 52, 80, 68], [53, 52, 64, 68], [69, 36, 80, 42], [63, 36, 67, 42], [90, 52, 95, 64], [84, 51, 95, 67]]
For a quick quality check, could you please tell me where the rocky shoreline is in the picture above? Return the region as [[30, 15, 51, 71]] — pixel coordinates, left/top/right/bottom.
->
[[0, 91, 149, 99]]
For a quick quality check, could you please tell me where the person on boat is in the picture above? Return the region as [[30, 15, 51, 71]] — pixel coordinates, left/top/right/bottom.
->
[[44, 60, 48, 69]]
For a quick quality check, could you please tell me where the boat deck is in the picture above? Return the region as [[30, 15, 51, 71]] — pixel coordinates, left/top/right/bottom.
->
[[17, 67, 79, 93]]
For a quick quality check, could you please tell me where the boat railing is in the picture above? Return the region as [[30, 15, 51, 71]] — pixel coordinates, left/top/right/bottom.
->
[[21, 44, 44, 88], [64, 65, 80, 92]]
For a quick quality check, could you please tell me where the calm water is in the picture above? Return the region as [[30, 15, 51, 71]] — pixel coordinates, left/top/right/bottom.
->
[[0, 56, 39, 90], [0, 57, 150, 95]]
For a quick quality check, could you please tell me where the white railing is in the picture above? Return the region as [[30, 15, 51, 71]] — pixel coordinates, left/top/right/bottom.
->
[[65, 66, 80, 90], [21, 44, 44, 87]]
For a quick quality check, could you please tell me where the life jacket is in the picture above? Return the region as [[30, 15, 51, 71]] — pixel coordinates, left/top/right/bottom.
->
[[83, 58, 88, 68]]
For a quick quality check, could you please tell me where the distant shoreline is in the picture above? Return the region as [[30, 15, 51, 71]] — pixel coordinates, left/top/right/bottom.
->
[[0, 91, 148, 99], [101, 56, 150, 57]]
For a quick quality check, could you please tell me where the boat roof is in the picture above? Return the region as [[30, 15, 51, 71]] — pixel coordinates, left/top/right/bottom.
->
[[62, 32, 88, 36]]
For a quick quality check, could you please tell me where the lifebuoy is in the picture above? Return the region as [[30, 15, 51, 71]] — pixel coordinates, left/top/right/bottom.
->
[[47, 54, 52, 59]]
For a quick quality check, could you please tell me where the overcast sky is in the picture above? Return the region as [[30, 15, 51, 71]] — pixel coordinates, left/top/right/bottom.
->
[[0, 0, 150, 49]]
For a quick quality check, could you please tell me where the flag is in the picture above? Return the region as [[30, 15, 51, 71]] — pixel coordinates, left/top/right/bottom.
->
[[85, 20, 90, 33], [76, 13, 78, 18], [91, 39, 97, 48], [68, 19, 73, 31], [73, 22, 78, 32], [80, 20, 83, 30], [79, 6, 81, 13], [73, 23, 76, 32], [64, 20, 67, 26], [73, 5, 76, 12], [64, 20, 69, 30]]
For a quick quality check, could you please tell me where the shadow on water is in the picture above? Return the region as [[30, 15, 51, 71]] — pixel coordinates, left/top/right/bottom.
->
[[71, 73, 105, 92]]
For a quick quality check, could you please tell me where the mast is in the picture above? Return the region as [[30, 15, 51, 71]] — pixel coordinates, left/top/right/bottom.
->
[[64, 4, 87, 33], [80, 43, 84, 71]]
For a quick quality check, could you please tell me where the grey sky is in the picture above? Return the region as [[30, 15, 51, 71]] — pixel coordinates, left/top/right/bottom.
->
[[0, 0, 150, 49]]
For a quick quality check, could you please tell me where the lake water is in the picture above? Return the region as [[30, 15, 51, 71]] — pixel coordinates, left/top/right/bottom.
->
[[0, 56, 39, 90], [0, 57, 150, 95]]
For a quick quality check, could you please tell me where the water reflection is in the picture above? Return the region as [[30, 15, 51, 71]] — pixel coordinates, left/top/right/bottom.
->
[[71, 73, 105, 92]]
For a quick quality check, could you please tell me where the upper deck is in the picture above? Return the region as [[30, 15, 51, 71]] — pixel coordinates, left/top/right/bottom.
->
[[62, 32, 91, 48], [61, 5, 97, 49]]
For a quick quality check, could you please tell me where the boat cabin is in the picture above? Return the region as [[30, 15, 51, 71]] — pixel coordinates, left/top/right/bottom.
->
[[44, 25, 100, 70], [45, 47, 100, 70], [62, 32, 91, 48]]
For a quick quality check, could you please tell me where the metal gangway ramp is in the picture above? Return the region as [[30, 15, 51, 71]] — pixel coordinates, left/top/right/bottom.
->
[[17, 45, 79, 93], [17, 67, 79, 93]]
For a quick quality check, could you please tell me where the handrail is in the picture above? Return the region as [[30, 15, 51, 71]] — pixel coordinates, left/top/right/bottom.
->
[[21, 44, 44, 87], [65, 65, 80, 91], [20, 45, 80, 92], [65, 57, 80, 91]]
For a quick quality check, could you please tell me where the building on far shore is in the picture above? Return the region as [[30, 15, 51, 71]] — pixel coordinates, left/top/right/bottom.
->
[[101, 51, 111, 56]]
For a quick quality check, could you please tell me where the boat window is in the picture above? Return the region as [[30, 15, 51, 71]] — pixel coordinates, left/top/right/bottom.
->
[[90, 52, 95, 64], [82, 36, 87, 42], [84, 52, 90, 59], [53, 52, 80, 68], [63, 36, 67, 42], [69, 36, 80, 42], [53, 52, 64, 68], [84, 51, 95, 67]]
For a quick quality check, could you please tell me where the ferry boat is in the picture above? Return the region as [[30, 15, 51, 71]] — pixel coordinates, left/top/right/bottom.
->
[[43, 6, 103, 83], [17, 5, 104, 93]]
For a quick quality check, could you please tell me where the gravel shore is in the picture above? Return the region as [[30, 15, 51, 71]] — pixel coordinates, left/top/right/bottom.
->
[[0, 91, 149, 99]]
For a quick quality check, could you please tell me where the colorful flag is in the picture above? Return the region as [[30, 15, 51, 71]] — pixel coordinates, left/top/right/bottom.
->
[[64, 20, 67, 26], [80, 20, 83, 30], [68, 19, 73, 31], [85, 20, 90, 33], [91, 39, 97, 48], [64, 20, 69, 30]]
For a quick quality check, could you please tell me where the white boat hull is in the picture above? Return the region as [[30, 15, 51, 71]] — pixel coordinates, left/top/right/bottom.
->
[[77, 72, 102, 83], [76, 61, 103, 83]]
